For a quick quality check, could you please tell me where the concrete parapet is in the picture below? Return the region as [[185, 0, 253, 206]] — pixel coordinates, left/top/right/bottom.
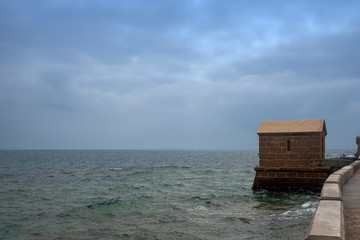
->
[[333, 169, 350, 185], [306, 161, 360, 239], [325, 174, 343, 186], [342, 165, 354, 179], [305, 200, 344, 240], [349, 160, 360, 172], [321, 183, 342, 201]]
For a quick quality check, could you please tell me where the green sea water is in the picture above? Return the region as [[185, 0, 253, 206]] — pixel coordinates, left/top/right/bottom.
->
[[0, 150, 348, 239]]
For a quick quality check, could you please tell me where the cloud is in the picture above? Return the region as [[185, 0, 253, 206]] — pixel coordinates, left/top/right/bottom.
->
[[0, 0, 360, 149]]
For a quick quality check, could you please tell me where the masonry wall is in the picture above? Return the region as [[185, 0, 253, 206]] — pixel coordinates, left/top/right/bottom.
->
[[252, 167, 329, 191], [258, 133, 325, 168]]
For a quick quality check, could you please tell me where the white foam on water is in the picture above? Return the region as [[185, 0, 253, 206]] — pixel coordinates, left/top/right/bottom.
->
[[194, 205, 208, 211], [268, 201, 318, 220], [109, 168, 123, 171], [301, 202, 312, 208]]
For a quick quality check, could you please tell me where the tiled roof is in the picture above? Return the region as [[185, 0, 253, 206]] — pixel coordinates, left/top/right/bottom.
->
[[257, 119, 327, 135]]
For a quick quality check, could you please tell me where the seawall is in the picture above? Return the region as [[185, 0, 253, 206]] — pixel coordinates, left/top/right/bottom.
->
[[305, 160, 360, 239]]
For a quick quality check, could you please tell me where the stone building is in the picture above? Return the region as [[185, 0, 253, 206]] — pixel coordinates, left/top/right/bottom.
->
[[252, 119, 330, 191]]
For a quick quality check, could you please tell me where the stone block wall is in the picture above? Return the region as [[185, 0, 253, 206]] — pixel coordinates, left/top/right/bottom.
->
[[258, 133, 325, 168], [252, 167, 330, 191]]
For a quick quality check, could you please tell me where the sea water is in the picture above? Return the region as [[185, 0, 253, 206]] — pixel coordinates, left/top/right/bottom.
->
[[0, 150, 349, 239]]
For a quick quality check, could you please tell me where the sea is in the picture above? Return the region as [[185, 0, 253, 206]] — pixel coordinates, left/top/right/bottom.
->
[[0, 149, 353, 240]]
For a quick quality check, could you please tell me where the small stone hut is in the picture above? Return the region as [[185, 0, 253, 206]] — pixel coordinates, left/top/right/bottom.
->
[[252, 119, 330, 191]]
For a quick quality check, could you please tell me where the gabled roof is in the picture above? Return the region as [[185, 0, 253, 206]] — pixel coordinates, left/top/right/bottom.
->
[[257, 119, 327, 135]]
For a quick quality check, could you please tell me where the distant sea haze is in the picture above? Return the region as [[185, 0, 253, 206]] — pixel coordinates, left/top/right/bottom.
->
[[0, 150, 349, 239]]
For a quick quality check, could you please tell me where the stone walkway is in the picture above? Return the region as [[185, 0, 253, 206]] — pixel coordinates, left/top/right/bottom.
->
[[342, 170, 360, 239]]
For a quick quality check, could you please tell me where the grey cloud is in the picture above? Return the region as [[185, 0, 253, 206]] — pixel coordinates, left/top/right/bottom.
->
[[235, 29, 360, 79], [1, 0, 360, 149]]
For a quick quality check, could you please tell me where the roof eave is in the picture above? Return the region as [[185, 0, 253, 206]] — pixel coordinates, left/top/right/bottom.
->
[[257, 131, 325, 135]]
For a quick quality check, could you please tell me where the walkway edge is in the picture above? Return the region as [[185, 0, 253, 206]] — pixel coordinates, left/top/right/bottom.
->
[[305, 160, 360, 240]]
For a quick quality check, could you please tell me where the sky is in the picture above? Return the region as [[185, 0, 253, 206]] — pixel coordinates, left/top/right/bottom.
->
[[0, 0, 360, 150]]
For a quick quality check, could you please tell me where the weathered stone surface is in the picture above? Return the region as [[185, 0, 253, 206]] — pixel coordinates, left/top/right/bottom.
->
[[342, 165, 354, 178], [342, 171, 360, 239], [325, 174, 343, 186], [254, 119, 327, 191], [321, 183, 341, 200], [305, 200, 344, 240], [252, 177, 326, 192], [333, 169, 350, 185], [252, 167, 330, 191], [344, 208, 360, 240], [349, 160, 360, 172], [306, 160, 360, 240]]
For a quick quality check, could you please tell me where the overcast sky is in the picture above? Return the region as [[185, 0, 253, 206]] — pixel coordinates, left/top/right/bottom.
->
[[1, 0, 359, 150]]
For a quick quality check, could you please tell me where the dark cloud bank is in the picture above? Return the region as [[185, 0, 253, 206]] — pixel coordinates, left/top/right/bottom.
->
[[0, 0, 359, 149]]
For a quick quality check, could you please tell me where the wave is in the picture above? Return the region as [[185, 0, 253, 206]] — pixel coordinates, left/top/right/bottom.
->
[[269, 201, 318, 220], [194, 205, 208, 211], [222, 216, 251, 224], [87, 197, 122, 209], [109, 168, 123, 171], [190, 195, 217, 201]]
